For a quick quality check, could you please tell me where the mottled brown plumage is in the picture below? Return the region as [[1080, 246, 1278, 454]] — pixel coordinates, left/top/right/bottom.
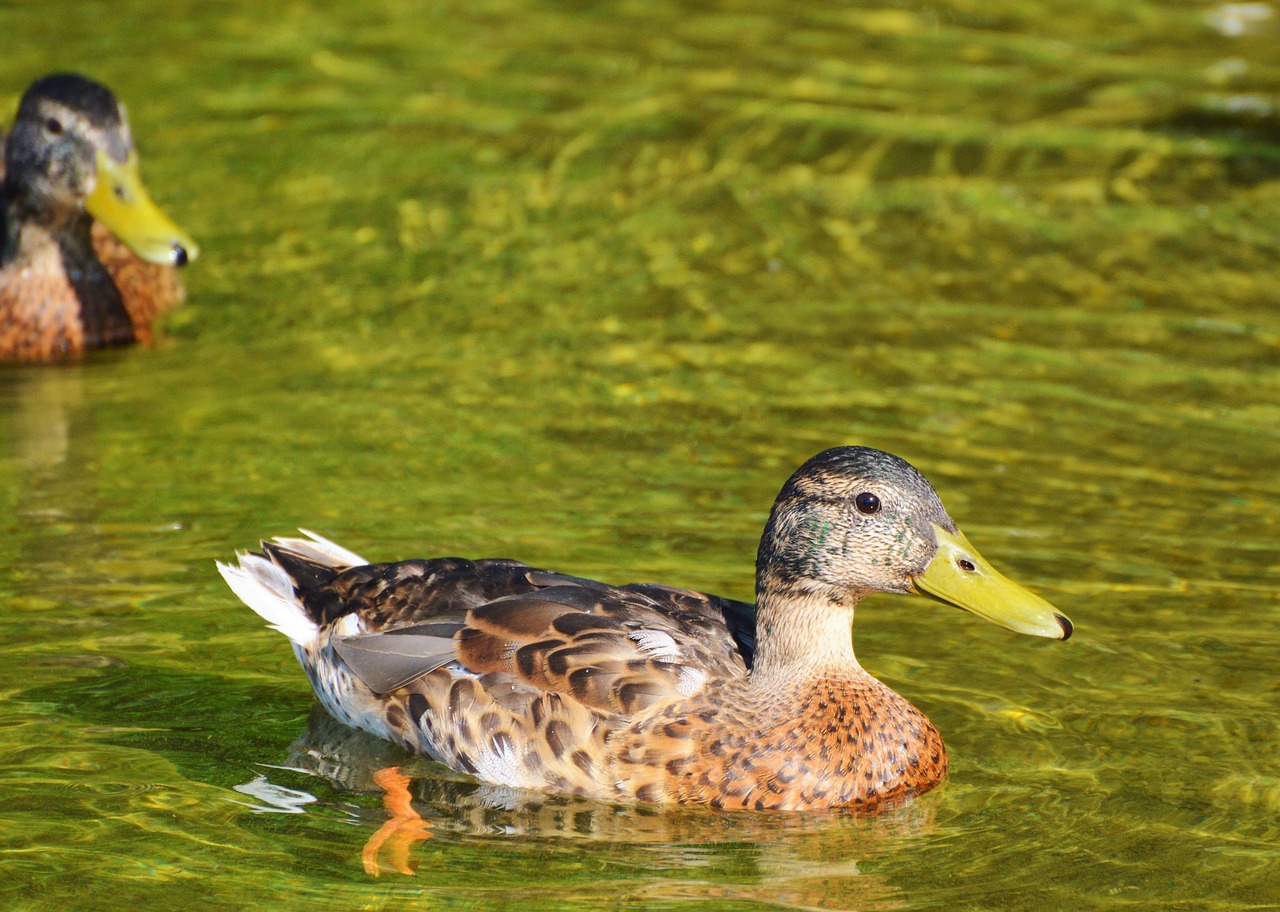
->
[[90, 223, 186, 345], [220, 447, 1072, 811], [0, 74, 196, 361]]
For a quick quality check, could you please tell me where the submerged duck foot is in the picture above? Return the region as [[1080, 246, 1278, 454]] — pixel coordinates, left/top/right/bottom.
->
[[362, 766, 433, 876]]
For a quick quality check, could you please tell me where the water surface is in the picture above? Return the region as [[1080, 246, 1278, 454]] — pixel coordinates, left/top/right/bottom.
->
[[1, 1, 1277, 909]]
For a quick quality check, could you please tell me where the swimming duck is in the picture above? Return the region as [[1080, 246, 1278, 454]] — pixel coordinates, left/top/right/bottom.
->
[[219, 447, 1072, 812], [0, 73, 197, 361]]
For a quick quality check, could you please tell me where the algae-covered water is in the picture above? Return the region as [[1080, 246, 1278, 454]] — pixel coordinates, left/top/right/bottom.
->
[[1, 1, 1278, 909]]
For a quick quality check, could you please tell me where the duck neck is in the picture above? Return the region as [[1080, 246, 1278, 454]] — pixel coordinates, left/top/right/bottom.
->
[[1, 202, 132, 349], [3, 194, 90, 264], [1, 198, 28, 265], [748, 578, 865, 689]]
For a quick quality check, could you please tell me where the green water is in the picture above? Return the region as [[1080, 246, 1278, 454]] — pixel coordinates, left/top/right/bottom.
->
[[2, 0, 1278, 908]]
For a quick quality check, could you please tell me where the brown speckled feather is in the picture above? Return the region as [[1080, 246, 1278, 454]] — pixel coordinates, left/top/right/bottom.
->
[[91, 223, 184, 342], [220, 448, 1071, 811], [276, 553, 943, 810]]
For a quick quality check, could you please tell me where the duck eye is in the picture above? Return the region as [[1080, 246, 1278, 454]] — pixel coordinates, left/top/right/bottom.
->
[[45, 117, 63, 135], [854, 492, 881, 515]]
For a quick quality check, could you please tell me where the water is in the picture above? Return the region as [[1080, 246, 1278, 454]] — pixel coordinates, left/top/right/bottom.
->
[[1, 0, 1277, 908]]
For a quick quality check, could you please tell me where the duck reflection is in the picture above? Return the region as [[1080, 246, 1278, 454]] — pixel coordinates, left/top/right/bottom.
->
[[247, 705, 939, 906]]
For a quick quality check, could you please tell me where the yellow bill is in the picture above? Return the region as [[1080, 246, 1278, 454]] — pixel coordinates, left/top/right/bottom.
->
[[913, 526, 1072, 640], [85, 148, 198, 267]]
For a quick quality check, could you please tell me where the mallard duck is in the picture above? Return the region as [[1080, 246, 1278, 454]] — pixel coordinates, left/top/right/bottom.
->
[[219, 447, 1072, 812], [0, 73, 198, 361]]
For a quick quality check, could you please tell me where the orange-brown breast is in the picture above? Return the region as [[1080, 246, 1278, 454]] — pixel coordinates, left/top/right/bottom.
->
[[90, 223, 184, 343], [0, 241, 132, 360], [612, 672, 948, 811], [0, 226, 181, 361]]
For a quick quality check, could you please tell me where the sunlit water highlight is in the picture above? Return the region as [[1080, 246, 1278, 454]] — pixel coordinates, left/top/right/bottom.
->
[[0, 1, 1277, 909]]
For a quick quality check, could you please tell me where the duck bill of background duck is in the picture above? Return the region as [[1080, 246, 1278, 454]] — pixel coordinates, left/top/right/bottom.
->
[[84, 148, 199, 266], [912, 526, 1072, 640]]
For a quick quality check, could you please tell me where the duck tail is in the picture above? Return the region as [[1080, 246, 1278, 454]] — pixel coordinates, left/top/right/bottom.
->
[[217, 530, 369, 645]]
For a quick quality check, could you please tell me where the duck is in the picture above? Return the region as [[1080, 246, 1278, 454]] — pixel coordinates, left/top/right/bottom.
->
[[0, 73, 198, 361], [219, 446, 1072, 812]]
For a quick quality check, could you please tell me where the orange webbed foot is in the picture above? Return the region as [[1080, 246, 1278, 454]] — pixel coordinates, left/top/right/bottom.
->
[[362, 766, 433, 876]]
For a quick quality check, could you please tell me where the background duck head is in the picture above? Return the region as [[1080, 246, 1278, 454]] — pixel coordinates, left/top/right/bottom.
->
[[4, 72, 196, 266], [1, 73, 197, 359]]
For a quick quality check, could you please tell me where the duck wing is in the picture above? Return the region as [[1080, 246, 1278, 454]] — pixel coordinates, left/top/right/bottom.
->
[[296, 551, 755, 717]]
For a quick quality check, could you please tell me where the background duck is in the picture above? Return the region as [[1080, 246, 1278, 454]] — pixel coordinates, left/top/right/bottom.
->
[[0, 73, 197, 361], [220, 447, 1072, 812]]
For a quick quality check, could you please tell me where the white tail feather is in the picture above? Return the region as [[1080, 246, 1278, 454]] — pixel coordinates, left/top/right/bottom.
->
[[217, 553, 318, 645], [277, 529, 368, 569]]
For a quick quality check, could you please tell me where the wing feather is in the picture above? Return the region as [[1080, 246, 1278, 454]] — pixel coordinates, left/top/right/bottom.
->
[[331, 632, 458, 694], [296, 555, 754, 719]]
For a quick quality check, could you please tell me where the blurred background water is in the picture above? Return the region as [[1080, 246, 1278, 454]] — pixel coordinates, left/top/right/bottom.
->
[[0, 1, 1277, 909]]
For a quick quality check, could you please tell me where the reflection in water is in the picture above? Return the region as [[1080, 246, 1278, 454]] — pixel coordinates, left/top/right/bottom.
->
[[0, 0, 1278, 907], [249, 706, 939, 906], [0, 365, 84, 473], [0, 358, 191, 631]]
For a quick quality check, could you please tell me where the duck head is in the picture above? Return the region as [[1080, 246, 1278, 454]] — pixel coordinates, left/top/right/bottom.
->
[[757, 446, 1071, 640], [4, 73, 197, 266]]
